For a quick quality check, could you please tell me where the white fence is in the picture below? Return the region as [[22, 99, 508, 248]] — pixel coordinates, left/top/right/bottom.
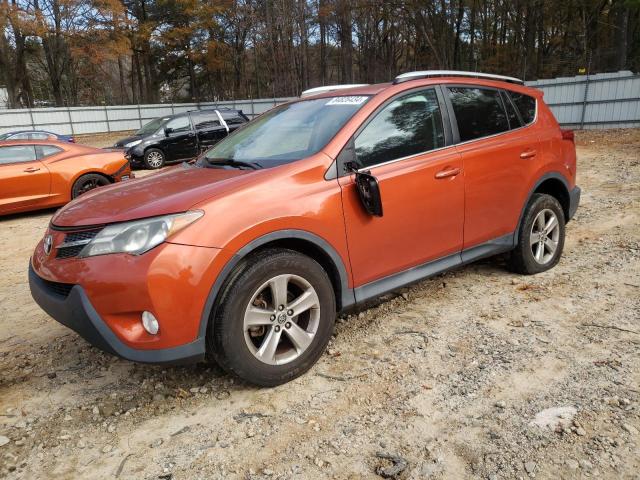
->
[[525, 71, 640, 129], [0, 98, 294, 136], [1, 71, 639, 135]]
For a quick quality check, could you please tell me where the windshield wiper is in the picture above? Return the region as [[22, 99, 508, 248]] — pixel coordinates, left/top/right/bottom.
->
[[203, 158, 262, 170]]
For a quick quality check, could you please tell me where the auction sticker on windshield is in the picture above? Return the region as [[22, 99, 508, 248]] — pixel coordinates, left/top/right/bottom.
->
[[326, 96, 368, 106]]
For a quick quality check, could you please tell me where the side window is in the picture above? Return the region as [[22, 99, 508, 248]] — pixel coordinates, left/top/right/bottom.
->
[[0, 145, 38, 165], [36, 145, 63, 159], [354, 89, 444, 168], [193, 112, 221, 130], [31, 132, 51, 140], [501, 91, 522, 129], [448, 87, 509, 141], [165, 116, 191, 133], [11, 132, 30, 140], [509, 92, 536, 125], [222, 113, 246, 126]]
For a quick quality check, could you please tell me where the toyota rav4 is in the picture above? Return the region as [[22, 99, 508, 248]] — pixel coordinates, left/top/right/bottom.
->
[[29, 71, 580, 386]]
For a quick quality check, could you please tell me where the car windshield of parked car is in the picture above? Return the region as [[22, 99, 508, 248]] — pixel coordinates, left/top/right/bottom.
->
[[136, 117, 169, 136], [197, 96, 370, 168], [0, 133, 11, 140]]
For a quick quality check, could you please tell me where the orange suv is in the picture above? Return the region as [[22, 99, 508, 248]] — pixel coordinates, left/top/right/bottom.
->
[[29, 71, 580, 386]]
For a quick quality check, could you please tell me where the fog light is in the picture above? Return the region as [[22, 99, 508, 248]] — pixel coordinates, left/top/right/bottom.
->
[[142, 311, 159, 335]]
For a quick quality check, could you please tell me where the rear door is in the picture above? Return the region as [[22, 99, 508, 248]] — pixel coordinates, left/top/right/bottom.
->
[[163, 115, 198, 160], [0, 145, 50, 214], [445, 85, 540, 248], [192, 111, 227, 151], [339, 87, 465, 289]]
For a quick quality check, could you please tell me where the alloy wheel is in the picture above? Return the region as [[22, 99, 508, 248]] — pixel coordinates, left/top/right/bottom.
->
[[147, 151, 164, 168], [530, 208, 560, 264], [243, 274, 320, 365]]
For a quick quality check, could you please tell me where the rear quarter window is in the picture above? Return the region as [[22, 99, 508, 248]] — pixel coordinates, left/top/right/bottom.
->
[[509, 92, 537, 125]]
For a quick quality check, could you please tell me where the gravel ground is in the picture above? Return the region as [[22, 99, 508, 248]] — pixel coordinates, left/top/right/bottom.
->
[[0, 130, 638, 479]]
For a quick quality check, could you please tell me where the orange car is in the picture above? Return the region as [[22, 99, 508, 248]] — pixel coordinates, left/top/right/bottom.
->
[[29, 71, 579, 386], [0, 140, 133, 215]]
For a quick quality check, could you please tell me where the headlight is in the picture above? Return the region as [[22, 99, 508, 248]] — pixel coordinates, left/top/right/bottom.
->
[[124, 139, 142, 148], [79, 211, 203, 257]]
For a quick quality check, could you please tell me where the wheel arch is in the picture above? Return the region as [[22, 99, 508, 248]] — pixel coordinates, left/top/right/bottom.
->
[[515, 172, 571, 244], [143, 144, 165, 155], [198, 230, 355, 342], [70, 171, 114, 197]]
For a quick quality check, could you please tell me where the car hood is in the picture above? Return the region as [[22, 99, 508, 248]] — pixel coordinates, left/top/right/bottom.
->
[[113, 134, 144, 148], [52, 166, 252, 228]]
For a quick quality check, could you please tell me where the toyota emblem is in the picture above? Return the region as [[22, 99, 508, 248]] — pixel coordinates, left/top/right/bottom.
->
[[43, 234, 53, 256]]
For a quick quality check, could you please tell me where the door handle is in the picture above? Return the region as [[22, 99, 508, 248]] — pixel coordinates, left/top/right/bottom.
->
[[23, 167, 40, 173], [520, 150, 537, 159], [435, 167, 461, 179]]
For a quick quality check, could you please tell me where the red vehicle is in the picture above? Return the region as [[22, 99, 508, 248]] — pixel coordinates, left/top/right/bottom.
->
[[29, 71, 579, 386]]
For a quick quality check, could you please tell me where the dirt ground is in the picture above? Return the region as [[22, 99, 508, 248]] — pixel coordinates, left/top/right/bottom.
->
[[0, 130, 638, 480]]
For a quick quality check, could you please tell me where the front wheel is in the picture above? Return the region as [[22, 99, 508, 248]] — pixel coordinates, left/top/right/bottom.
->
[[71, 173, 111, 199], [209, 248, 336, 386], [509, 193, 566, 274], [143, 148, 165, 169]]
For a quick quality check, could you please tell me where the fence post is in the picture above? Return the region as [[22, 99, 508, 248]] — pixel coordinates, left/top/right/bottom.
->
[[28, 108, 35, 129], [137, 104, 143, 128], [67, 106, 75, 135], [579, 75, 590, 130], [250, 98, 255, 119], [104, 105, 111, 133]]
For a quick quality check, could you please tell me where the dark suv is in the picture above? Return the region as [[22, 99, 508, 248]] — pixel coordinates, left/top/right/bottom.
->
[[114, 108, 249, 169]]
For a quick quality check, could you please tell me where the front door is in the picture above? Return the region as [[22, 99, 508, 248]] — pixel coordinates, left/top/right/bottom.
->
[[339, 88, 465, 291], [163, 115, 198, 160], [0, 145, 50, 214]]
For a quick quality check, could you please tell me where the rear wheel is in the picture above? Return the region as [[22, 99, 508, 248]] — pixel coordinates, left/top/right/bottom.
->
[[209, 248, 336, 386], [509, 193, 565, 274], [71, 173, 111, 199], [144, 148, 165, 169]]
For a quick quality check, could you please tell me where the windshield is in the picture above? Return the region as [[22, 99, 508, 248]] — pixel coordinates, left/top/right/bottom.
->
[[0, 133, 10, 140], [197, 95, 370, 168], [136, 117, 170, 136]]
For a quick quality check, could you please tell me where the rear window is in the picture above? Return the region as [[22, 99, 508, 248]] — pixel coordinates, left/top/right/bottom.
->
[[37, 145, 63, 159], [509, 92, 537, 125], [448, 87, 509, 142]]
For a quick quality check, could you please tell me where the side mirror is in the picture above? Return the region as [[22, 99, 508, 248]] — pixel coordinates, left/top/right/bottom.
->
[[353, 167, 383, 217], [164, 127, 173, 137]]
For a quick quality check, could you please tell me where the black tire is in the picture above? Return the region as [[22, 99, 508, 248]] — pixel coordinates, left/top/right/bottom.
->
[[509, 193, 566, 274], [71, 173, 111, 199], [143, 148, 166, 169], [208, 248, 336, 387]]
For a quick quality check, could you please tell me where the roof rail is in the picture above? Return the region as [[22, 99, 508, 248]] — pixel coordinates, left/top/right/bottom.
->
[[300, 84, 369, 97], [393, 70, 524, 85]]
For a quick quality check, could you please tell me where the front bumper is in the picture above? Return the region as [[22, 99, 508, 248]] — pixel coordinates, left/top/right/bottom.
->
[[29, 263, 206, 364], [568, 185, 581, 221]]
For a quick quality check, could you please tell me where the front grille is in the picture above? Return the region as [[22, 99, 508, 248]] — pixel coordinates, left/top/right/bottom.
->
[[56, 244, 86, 259], [55, 228, 102, 259], [41, 277, 74, 298]]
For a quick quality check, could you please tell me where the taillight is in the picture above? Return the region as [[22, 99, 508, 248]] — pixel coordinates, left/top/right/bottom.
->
[[561, 129, 574, 142]]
